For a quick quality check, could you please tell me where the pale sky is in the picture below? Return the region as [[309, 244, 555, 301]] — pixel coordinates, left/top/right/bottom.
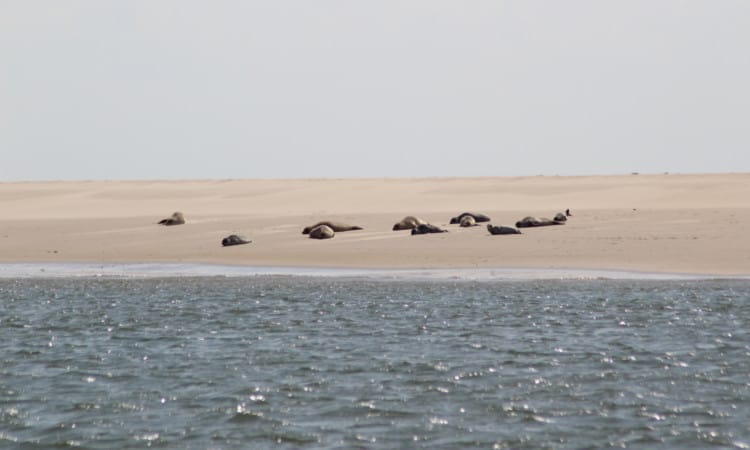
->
[[2, 1, 749, 181]]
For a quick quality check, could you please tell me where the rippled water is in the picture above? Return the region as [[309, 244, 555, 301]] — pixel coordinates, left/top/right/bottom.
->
[[2, 276, 750, 449]]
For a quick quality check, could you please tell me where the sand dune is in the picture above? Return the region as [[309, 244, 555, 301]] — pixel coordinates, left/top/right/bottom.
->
[[1, 174, 748, 276]]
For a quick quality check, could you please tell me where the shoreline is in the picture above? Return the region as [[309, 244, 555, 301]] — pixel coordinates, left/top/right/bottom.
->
[[2, 174, 749, 276], [0, 262, 743, 281]]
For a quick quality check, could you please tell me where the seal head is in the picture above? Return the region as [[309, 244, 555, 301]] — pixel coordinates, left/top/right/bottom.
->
[[459, 215, 477, 227]]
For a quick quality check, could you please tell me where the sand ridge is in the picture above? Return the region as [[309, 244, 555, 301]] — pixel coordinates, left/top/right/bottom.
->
[[1, 174, 749, 276]]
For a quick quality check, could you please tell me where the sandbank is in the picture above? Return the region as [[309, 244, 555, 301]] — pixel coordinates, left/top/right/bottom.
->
[[1, 174, 748, 277]]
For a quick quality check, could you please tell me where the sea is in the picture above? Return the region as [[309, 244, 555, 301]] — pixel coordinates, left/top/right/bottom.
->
[[1, 264, 749, 449]]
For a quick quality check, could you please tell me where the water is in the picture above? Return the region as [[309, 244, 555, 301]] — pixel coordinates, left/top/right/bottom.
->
[[2, 273, 750, 449]]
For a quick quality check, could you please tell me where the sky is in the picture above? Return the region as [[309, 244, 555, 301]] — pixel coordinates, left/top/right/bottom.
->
[[2, 1, 749, 181]]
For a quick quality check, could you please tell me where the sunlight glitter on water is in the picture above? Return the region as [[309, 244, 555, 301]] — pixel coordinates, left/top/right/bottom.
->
[[2, 276, 750, 448]]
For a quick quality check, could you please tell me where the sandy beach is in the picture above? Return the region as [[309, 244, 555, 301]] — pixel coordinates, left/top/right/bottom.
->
[[1, 173, 749, 276]]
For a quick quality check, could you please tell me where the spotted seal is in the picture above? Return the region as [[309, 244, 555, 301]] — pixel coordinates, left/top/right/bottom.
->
[[515, 216, 565, 228], [308, 224, 335, 239], [392, 216, 427, 231], [449, 212, 491, 224], [302, 221, 362, 235]]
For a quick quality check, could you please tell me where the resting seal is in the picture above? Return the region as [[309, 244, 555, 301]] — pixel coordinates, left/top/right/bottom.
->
[[392, 216, 427, 231], [459, 215, 477, 227], [449, 212, 491, 224], [554, 212, 567, 222], [411, 223, 448, 235], [308, 224, 335, 239], [515, 216, 565, 228], [302, 221, 362, 234], [487, 224, 522, 235], [158, 212, 185, 226], [221, 234, 251, 246]]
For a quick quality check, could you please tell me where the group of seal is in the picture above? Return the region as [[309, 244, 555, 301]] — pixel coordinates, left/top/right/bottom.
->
[[392, 216, 448, 235], [393, 212, 522, 236], [158, 212, 255, 246], [449, 211, 525, 235], [392, 212, 491, 235], [443, 210, 569, 235], [156, 209, 570, 246]]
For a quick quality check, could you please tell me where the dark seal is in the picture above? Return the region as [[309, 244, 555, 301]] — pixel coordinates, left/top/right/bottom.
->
[[221, 234, 251, 247], [487, 224, 522, 235], [158, 212, 185, 226], [515, 216, 566, 228], [411, 223, 448, 235]]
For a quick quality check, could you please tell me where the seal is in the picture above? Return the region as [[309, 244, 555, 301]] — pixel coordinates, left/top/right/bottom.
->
[[554, 212, 567, 222], [158, 212, 185, 226], [459, 215, 477, 227], [221, 234, 251, 246], [302, 221, 362, 234], [449, 212, 491, 224], [487, 224, 522, 235], [411, 223, 448, 235], [515, 216, 565, 228], [392, 216, 427, 231], [308, 224, 335, 239]]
